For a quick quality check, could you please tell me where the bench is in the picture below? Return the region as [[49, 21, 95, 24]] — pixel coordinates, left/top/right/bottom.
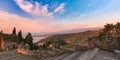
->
[[114, 50, 120, 59]]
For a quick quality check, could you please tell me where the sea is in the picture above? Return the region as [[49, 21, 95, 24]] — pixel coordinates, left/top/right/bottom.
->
[[32, 36, 47, 43], [23, 33, 47, 43]]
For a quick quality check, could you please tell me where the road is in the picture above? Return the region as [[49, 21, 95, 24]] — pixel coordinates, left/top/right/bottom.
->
[[0, 48, 118, 60], [41, 48, 118, 60], [0, 50, 38, 60]]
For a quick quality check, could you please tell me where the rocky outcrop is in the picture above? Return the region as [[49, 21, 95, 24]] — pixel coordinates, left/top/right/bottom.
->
[[88, 37, 119, 51]]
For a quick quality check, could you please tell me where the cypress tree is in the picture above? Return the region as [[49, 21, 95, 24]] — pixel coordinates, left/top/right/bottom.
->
[[18, 30, 23, 44], [12, 27, 16, 35]]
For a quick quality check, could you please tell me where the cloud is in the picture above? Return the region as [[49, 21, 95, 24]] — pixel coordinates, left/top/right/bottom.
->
[[77, 12, 120, 28], [0, 11, 54, 33], [54, 3, 66, 14], [14, 0, 52, 16], [0, 11, 92, 33], [73, 0, 120, 28], [79, 15, 85, 18]]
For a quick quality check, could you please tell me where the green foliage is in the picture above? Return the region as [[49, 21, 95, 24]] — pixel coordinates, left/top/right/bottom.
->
[[25, 33, 34, 50], [41, 35, 67, 50], [1, 28, 38, 50], [98, 22, 120, 39], [90, 22, 120, 51], [2, 34, 19, 42], [1, 27, 19, 43], [33, 44, 39, 50], [37, 30, 100, 51], [18, 30, 23, 44], [97, 31, 105, 40], [116, 22, 120, 37], [104, 23, 114, 32], [57, 39, 66, 46], [12, 27, 16, 35], [0, 30, 3, 34], [42, 43, 47, 50], [64, 44, 74, 48]]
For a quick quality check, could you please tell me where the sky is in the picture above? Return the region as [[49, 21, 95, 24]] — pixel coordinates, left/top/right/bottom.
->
[[0, 0, 120, 33]]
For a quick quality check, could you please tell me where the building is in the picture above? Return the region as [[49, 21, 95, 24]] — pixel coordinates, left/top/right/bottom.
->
[[0, 35, 17, 50]]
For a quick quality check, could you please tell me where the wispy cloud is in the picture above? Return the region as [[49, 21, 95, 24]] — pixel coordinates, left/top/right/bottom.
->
[[54, 3, 66, 14], [72, 0, 120, 28], [79, 15, 85, 18], [14, 0, 52, 16]]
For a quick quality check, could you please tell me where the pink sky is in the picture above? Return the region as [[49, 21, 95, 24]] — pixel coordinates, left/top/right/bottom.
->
[[0, 11, 94, 33], [0, 0, 120, 34]]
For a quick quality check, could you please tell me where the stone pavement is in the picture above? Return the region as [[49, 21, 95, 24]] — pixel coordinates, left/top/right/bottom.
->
[[0, 48, 118, 60], [41, 48, 119, 60], [92, 50, 120, 60], [0, 50, 38, 60]]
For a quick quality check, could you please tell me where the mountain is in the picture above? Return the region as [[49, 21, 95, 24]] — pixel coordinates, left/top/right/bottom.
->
[[32, 27, 101, 37], [56, 28, 101, 34], [36, 29, 101, 46]]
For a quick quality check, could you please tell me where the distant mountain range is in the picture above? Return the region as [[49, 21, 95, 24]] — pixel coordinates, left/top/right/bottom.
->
[[36, 28, 101, 46], [55, 27, 101, 34], [32, 27, 101, 37]]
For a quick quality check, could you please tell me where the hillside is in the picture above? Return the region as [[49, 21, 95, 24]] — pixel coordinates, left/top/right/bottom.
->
[[36, 30, 101, 47], [88, 22, 120, 51]]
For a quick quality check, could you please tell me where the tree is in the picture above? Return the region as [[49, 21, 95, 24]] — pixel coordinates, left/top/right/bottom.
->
[[54, 36, 66, 49], [103, 23, 114, 37], [18, 30, 23, 44], [0, 30, 3, 34], [116, 22, 120, 37], [104, 24, 114, 32], [12, 27, 16, 35], [42, 43, 47, 50], [25, 33, 34, 50], [115, 22, 120, 49]]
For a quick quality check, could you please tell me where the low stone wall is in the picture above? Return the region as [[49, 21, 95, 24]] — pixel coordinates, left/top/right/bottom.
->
[[77, 48, 99, 60], [17, 48, 39, 56], [17, 48, 28, 55]]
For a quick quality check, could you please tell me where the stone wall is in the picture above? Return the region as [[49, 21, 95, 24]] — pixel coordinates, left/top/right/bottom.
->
[[4, 42, 17, 50], [0, 36, 17, 51], [0, 36, 5, 50]]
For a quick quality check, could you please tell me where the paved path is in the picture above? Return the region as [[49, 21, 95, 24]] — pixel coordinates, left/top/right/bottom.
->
[[52, 53, 70, 60], [43, 48, 98, 60], [0, 49, 118, 60], [92, 50, 120, 60], [61, 51, 82, 60], [41, 51, 84, 60], [0, 50, 38, 60]]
